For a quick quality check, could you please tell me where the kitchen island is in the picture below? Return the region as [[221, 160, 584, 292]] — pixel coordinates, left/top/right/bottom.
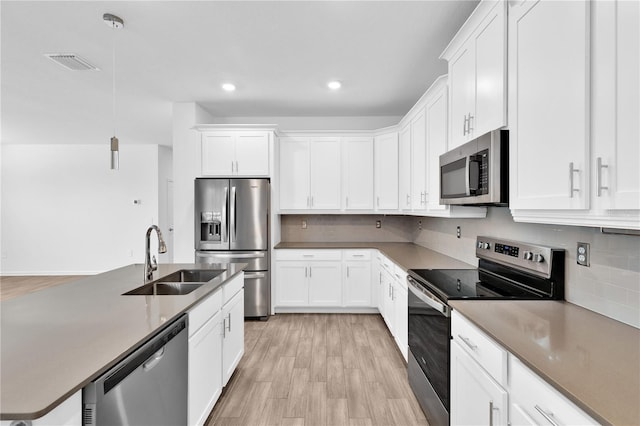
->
[[0, 262, 245, 421]]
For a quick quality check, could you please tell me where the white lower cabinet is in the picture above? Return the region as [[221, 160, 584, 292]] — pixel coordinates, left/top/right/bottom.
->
[[393, 278, 408, 362], [451, 340, 508, 426], [451, 311, 598, 426], [378, 255, 408, 361], [343, 250, 373, 307], [222, 287, 244, 386], [509, 356, 597, 426], [188, 273, 244, 426], [189, 309, 223, 426], [308, 262, 342, 306]]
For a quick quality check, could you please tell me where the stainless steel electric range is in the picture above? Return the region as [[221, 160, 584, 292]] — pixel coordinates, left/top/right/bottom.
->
[[406, 236, 565, 426]]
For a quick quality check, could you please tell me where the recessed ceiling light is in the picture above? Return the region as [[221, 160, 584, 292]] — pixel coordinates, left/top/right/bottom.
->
[[222, 83, 236, 92], [327, 81, 342, 90]]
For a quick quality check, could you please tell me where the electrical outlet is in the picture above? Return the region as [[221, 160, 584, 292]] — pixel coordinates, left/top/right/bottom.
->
[[577, 242, 590, 266], [417, 220, 422, 230], [376, 220, 382, 229], [456, 226, 461, 239], [302, 220, 307, 229]]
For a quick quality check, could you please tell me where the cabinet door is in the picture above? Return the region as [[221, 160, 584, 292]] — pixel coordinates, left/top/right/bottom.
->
[[393, 283, 408, 362], [399, 124, 412, 211], [592, 0, 640, 210], [279, 138, 310, 210], [202, 133, 235, 176], [450, 341, 508, 426], [509, 0, 590, 210], [474, 1, 506, 137], [308, 261, 342, 306], [374, 133, 399, 210], [426, 84, 448, 211], [189, 311, 222, 426], [276, 261, 308, 306], [235, 133, 269, 176], [222, 291, 244, 386], [382, 271, 396, 335], [310, 138, 341, 210], [411, 110, 428, 212], [344, 261, 372, 307], [448, 46, 475, 149], [343, 137, 374, 210]]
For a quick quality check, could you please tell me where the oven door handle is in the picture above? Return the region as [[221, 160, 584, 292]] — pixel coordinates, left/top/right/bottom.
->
[[407, 276, 450, 317]]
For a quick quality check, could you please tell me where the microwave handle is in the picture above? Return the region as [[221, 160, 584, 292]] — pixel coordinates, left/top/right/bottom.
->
[[467, 156, 481, 195], [465, 157, 471, 196]]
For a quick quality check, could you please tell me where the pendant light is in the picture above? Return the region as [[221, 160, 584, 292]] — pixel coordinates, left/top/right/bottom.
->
[[103, 13, 124, 170]]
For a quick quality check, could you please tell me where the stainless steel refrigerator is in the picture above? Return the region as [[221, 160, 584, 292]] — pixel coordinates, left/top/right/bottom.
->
[[195, 178, 270, 319]]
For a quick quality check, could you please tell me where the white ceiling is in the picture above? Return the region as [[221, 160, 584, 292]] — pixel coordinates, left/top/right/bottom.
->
[[1, 1, 478, 146]]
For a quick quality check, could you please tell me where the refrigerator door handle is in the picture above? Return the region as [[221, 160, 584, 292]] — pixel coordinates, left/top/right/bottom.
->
[[223, 186, 229, 243], [230, 186, 237, 244], [196, 252, 265, 259]]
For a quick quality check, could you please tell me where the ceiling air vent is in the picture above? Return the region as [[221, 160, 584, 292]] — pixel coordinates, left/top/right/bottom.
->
[[44, 53, 99, 71]]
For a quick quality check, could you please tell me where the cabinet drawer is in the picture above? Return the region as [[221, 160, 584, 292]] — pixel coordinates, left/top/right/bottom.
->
[[380, 255, 394, 272], [276, 249, 342, 261], [509, 356, 598, 425], [189, 289, 222, 337], [223, 273, 244, 305], [391, 265, 407, 291], [451, 311, 507, 385], [343, 250, 372, 261]]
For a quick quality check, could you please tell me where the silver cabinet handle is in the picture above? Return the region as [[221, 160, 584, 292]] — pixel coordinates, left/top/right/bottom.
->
[[468, 113, 474, 134], [235, 160, 238, 174], [231, 161, 234, 173], [227, 313, 232, 332], [307, 196, 310, 207], [223, 317, 227, 337], [379, 272, 382, 284], [489, 401, 495, 426], [305, 267, 307, 278], [353, 254, 365, 257], [302, 254, 314, 258], [458, 334, 478, 351], [463, 115, 468, 136], [597, 157, 609, 197], [535, 405, 560, 426], [311, 196, 314, 207], [346, 266, 350, 277], [406, 194, 410, 206], [346, 197, 349, 208], [309, 267, 312, 278], [377, 196, 380, 207], [569, 162, 580, 197]]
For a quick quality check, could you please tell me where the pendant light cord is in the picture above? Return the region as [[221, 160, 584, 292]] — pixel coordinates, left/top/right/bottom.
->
[[112, 23, 116, 137]]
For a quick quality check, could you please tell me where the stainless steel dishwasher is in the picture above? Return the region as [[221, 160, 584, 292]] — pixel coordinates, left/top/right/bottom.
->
[[83, 315, 188, 426]]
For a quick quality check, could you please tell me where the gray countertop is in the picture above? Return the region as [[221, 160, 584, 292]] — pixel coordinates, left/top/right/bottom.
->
[[0, 262, 245, 420], [274, 241, 475, 270], [450, 300, 640, 426]]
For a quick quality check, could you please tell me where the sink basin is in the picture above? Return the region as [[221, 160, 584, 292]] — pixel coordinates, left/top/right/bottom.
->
[[123, 269, 225, 296], [123, 282, 205, 296], [159, 269, 225, 283]]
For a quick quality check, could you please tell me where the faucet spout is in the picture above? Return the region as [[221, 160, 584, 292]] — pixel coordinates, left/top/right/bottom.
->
[[145, 225, 167, 281]]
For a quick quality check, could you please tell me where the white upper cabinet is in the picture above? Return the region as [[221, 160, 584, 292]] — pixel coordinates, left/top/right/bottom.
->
[[442, 0, 507, 149], [410, 110, 428, 213], [201, 131, 270, 177], [509, 0, 639, 228], [342, 137, 374, 210], [399, 124, 412, 211], [425, 80, 448, 212], [374, 132, 399, 211], [279, 137, 341, 211], [508, 0, 590, 211], [591, 0, 640, 211]]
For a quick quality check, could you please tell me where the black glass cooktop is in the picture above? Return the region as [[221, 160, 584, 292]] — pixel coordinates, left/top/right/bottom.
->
[[408, 268, 549, 302]]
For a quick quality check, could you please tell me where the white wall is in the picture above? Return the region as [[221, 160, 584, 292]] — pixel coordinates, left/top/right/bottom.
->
[[412, 208, 640, 328], [1, 144, 161, 274], [207, 115, 402, 131], [172, 102, 215, 262]]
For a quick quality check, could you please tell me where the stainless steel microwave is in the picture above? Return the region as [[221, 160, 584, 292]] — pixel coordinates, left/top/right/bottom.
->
[[439, 130, 508, 206]]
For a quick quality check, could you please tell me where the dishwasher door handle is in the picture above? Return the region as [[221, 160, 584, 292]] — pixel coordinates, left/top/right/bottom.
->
[[142, 347, 166, 372]]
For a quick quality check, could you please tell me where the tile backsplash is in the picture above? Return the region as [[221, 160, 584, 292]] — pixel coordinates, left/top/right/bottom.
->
[[412, 208, 640, 329], [279, 209, 640, 328]]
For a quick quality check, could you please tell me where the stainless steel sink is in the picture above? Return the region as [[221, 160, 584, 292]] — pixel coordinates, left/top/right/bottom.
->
[[123, 269, 225, 296]]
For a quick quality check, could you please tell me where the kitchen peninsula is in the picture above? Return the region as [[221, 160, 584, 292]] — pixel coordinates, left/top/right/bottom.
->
[[0, 262, 245, 421]]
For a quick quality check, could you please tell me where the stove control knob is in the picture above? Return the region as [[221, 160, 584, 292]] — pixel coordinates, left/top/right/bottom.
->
[[482, 242, 491, 250], [477, 241, 483, 249], [523, 251, 533, 261], [533, 253, 545, 263]]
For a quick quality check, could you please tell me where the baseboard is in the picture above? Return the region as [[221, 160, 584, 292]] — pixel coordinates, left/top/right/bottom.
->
[[274, 307, 380, 314]]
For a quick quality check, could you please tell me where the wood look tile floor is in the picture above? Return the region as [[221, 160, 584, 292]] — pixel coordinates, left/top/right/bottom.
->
[[0, 275, 84, 301], [207, 314, 428, 426]]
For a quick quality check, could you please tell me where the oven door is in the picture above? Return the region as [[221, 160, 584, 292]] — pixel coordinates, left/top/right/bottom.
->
[[407, 276, 451, 425]]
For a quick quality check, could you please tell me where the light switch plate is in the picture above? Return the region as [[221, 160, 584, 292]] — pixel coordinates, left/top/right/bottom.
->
[[302, 220, 307, 229], [375, 220, 381, 229]]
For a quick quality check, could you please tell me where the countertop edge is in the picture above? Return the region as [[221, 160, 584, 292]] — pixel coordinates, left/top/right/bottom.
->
[[0, 265, 246, 421]]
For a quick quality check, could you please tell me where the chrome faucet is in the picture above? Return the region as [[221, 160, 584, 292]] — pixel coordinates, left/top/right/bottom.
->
[[145, 225, 167, 281]]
